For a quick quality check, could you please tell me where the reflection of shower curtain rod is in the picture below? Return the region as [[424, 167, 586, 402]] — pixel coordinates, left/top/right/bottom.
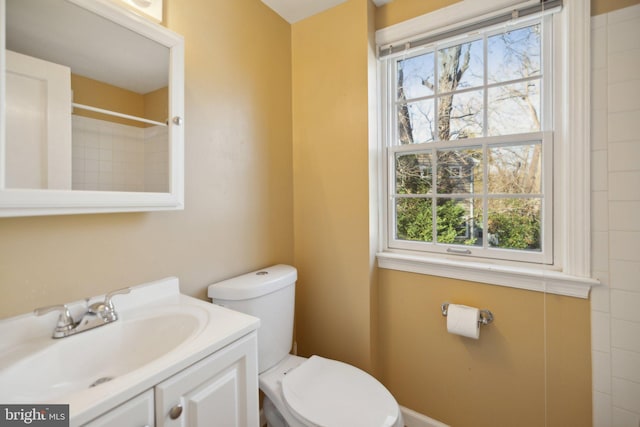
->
[[72, 103, 167, 127]]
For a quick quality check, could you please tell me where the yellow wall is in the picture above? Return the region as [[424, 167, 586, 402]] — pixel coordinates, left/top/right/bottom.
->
[[375, 0, 460, 29], [378, 271, 591, 426], [292, 0, 594, 425], [71, 74, 146, 127], [71, 74, 168, 127], [144, 86, 169, 125], [592, 0, 640, 15], [0, 0, 293, 318], [292, 0, 377, 372]]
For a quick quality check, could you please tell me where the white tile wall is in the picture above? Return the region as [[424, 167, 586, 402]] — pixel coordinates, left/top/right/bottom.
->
[[143, 125, 169, 193], [72, 116, 168, 192], [591, 5, 640, 426], [594, 391, 613, 427]]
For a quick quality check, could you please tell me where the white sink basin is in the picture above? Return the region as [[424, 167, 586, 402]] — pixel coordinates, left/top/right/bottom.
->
[[0, 277, 260, 425], [0, 307, 203, 402]]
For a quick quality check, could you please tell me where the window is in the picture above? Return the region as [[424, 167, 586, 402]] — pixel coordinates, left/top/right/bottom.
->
[[384, 17, 552, 264], [376, 0, 596, 297]]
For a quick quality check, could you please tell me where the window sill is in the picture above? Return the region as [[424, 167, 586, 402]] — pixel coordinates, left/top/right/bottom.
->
[[376, 251, 598, 298]]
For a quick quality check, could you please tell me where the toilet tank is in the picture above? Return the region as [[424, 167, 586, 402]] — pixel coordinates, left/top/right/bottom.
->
[[208, 264, 297, 374]]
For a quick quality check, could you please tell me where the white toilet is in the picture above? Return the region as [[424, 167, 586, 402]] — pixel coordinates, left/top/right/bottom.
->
[[208, 264, 403, 427]]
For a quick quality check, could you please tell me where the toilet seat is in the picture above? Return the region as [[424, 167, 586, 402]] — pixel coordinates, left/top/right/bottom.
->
[[281, 355, 400, 427]]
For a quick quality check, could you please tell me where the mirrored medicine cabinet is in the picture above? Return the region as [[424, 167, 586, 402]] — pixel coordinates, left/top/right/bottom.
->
[[0, 0, 184, 217]]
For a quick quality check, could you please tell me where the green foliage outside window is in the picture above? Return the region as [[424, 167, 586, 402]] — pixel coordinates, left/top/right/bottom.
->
[[486, 199, 541, 250], [396, 199, 471, 244]]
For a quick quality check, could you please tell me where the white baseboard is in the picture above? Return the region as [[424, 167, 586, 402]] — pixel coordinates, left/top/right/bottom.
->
[[400, 406, 449, 427]]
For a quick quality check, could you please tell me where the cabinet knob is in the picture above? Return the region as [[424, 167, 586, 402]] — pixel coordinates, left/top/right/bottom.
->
[[169, 404, 183, 420]]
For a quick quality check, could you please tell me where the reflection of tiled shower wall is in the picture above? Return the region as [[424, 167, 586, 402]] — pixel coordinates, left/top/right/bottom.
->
[[72, 116, 168, 192], [144, 125, 169, 193]]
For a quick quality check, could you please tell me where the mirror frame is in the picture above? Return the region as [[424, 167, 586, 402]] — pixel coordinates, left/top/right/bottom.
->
[[0, 0, 184, 217]]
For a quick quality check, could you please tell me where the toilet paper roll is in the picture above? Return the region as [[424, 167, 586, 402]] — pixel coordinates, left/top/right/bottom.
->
[[446, 304, 480, 339]]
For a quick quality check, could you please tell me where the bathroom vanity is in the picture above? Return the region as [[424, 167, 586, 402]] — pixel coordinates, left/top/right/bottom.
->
[[86, 333, 257, 426], [0, 278, 260, 426]]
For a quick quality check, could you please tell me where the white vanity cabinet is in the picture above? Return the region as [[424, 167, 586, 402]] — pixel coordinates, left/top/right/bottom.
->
[[84, 390, 155, 427], [82, 331, 259, 427], [155, 332, 259, 427]]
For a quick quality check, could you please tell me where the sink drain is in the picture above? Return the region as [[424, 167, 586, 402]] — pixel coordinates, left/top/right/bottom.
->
[[89, 376, 114, 388]]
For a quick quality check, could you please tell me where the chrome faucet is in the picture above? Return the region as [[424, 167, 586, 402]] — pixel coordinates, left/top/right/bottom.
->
[[35, 287, 131, 339]]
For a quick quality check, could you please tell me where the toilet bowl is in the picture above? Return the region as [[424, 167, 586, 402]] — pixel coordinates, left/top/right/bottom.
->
[[260, 354, 402, 427], [208, 265, 403, 427]]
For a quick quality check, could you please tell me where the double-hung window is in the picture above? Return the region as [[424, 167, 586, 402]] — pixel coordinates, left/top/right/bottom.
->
[[377, 0, 596, 296], [381, 13, 553, 265], [376, 0, 598, 298]]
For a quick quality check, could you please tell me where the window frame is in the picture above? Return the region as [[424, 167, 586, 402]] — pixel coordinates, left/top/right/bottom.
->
[[375, 0, 597, 298], [384, 15, 553, 264]]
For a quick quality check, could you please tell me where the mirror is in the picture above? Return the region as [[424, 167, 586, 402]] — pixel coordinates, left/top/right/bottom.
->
[[0, 0, 184, 216]]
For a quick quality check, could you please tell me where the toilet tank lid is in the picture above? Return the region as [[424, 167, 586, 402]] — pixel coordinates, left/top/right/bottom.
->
[[208, 264, 297, 300]]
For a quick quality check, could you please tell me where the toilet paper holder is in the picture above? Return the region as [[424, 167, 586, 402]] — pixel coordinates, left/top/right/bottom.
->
[[441, 302, 494, 326]]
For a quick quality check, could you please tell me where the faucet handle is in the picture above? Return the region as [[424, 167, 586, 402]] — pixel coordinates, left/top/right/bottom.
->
[[104, 287, 131, 309], [34, 304, 75, 336], [91, 287, 131, 322]]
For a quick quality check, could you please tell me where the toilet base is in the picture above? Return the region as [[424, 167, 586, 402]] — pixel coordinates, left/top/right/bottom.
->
[[264, 396, 288, 427]]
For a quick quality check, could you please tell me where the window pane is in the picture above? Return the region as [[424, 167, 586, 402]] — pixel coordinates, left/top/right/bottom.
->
[[437, 90, 483, 140], [436, 148, 482, 194], [397, 52, 434, 100], [488, 80, 541, 136], [398, 100, 435, 144], [395, 153, 432, 194], [388, 17, 549, 262], [436, 198, 482, 246], [396, 198, 433, 242], [488, 24, 541, 84], [437, 39, 483, 91], [488, 143, 542, 194], [487, 198, 541, 251]]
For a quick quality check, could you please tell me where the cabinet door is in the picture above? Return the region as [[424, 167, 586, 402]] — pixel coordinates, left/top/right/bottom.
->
[[155, 332, 259, 427], [83, 389, 154, 427], [5, 50, 72, 190]]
